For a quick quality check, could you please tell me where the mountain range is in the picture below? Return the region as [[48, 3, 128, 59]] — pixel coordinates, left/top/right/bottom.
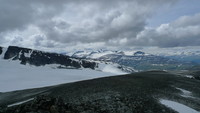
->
[[69, 49, 199, 71], [0, 46, 200, 113], [1, 45, 200, 73]]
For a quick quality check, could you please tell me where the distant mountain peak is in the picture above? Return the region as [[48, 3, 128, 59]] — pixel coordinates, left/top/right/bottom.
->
[[134, 51, 145, 56]]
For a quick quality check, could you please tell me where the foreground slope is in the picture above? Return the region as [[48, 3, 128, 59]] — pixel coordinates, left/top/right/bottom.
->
[[0, 71, 200, 113]]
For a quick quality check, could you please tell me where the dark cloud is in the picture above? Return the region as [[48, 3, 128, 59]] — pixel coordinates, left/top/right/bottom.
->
[[33, 35, 45, 46], [34, 0, 176, 45], [4, 0, 198, 50], [0, 0, 69, 32], [0, 0, 34, 32]]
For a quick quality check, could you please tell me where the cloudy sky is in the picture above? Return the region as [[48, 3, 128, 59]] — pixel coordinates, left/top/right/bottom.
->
[[0, 0, 200, 52]]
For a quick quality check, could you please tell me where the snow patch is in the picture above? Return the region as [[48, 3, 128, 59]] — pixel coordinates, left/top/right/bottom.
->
[[176, 87, 194, 98], [18, 50, 22, 59], [89, 51, 114, 59], [8, 98, 34, 107], [24, 50, 33, 58], [152, 64, 164, 66], [185, 75, 194, 79], [72, 51, 91, 58], [160, 99, 200, 113], [0, 47, 7, 59], [123, 51, 135, 56], [97, 63, 127, 75]]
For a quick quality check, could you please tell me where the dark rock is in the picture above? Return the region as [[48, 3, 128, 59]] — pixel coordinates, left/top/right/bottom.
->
[[134, 51, 145, 56], [4, 46, 32, 60], [0, 47, 2, 55], [193, 71, 200, 80], [81, 60, 97, 69]]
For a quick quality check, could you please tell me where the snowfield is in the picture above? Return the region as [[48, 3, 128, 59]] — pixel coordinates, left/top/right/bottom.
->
[[97, 63, 127, 75], [160, 99, 200, 113], [0, 58, 120, 92]]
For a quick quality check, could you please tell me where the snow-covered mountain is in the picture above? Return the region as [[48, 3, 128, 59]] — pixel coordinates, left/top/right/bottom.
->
[[69, 49, 197, 71], [70, 49, 149, 59], [140, 48, 200, 64], [71, 49, 121, 59]]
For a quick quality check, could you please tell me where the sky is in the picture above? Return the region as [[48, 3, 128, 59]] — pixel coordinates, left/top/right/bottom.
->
[[0, 0, 200, 52]]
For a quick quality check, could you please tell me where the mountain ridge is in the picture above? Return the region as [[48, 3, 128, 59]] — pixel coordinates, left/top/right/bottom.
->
[[0, 46, 136, 74], [1, 46, 199, 72], [70, 49, 196, 71], [1, 46, 97, 69]]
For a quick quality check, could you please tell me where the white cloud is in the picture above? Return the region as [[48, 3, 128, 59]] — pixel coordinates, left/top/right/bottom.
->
[[133, 13, 200, 47]]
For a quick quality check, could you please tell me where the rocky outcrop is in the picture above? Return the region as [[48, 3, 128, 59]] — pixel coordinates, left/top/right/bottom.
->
[[193, 71, 200, 80], [134, 51, 145, 56], [3, 46, 97, 69], [0, 46, 2, 55]]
